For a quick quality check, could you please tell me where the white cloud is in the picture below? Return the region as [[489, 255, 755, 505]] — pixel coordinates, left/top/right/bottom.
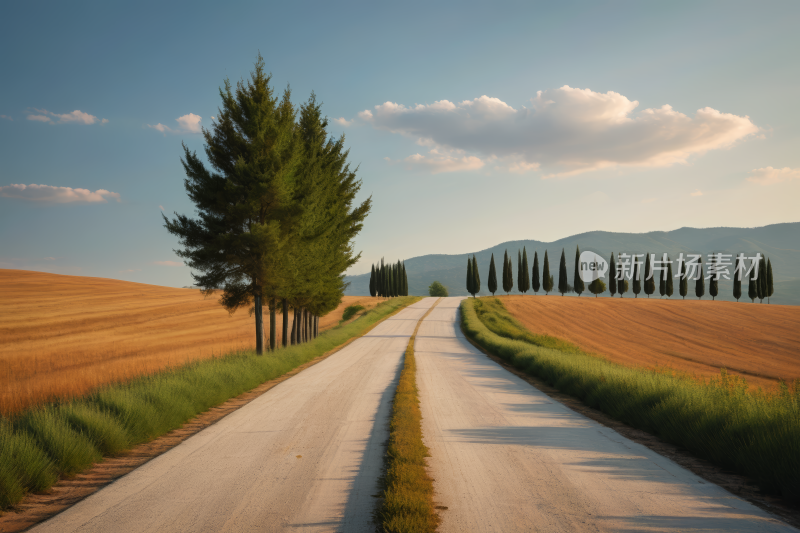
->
[[27, 109, 104, 125], [358, 86, 759, 177], [334, 117, 354, 127], [148, 113, 202, 135], [747, 166, 800, 185], [0, 184, 121, 203], [398, 152, 485, 174], [153, 260, 184, 267], [691, 189, 704, 197], [1, 115, 12, 121]]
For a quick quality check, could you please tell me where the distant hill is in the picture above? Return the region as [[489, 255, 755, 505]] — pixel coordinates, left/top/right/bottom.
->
[[345, 222, 800, 305]]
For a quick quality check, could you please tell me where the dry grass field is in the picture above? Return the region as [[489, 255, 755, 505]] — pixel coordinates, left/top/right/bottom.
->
[[0, 269, 382, 416], [499, 295, 800, 391]]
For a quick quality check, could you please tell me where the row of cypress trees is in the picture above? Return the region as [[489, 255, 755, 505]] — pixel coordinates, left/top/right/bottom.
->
[[369, 258, 409, 297], [475, 245, 776, 303], [164, 56, 371, 354]]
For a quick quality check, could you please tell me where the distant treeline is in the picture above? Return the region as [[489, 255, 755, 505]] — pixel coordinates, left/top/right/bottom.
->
[[369, 258, 409, 297], [466, 246, 776, 303]]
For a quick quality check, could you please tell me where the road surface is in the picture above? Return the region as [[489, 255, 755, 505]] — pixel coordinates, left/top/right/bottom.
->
[[32, 298, 438, 533], [415, 297, 797, 532]]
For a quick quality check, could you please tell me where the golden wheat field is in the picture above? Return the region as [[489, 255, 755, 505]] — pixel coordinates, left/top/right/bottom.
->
[[0, 269, 381, 416], [500, 295, 800, 390]]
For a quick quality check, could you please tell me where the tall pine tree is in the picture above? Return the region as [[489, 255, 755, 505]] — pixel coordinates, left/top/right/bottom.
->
[[643, 254, 655, 298], [472, 255, 481, 296], [758, 256, 767, 303], [709, 255, 718, 300], [608, 253, 617, 297], [666, 260, 674, 297], [733, 255, 742, 302], [517, 250, 523, 294], [632, 260, 641, 298], [767, 258, 774, 304], [679, 258, 688, 299], [369, 264, 376, 296], [503, 250, 513, 294], [521, 247, 530, 294], [531, 251, 540, 294], [558, 249, 569, 296], [573, 246, 584, 296], [695, 258, 705, 299], [488, 253, 498, 295], [658, 257, 666, 298], [748, 259, 758, 302], [542, 251, 553, 295], [466, 256, 474, 296]]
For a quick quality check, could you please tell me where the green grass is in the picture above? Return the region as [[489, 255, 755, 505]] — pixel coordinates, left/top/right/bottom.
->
[[342, 304, 365, 321], [0, 296, 420, 511], [462, 297, 800, 502], [377, 316, 439, 533]]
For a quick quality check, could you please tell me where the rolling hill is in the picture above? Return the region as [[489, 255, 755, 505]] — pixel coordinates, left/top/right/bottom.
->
[[345, 222, 800, 305]]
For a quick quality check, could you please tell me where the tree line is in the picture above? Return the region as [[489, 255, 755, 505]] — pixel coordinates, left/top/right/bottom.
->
[[165, 55, 371, 355], [369, 258, 409, 297], [468, 246, 776, 303]]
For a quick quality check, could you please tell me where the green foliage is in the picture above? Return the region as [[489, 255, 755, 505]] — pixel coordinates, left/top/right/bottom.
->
[[695, 260, 705, 299], [659, 257, 667, 297], [502, 250, 513, 294], [531, 251, 540, 294], [573, 246, 584, 296], [370, 265, 377, 297], [709, 255, 718, 300], [767, 258, 774, 302], [758, 256, 768, 302], [461, 298, 800, 501], [487, 253, 498, 295], [0, 297, 419, 510], [632, 261, 641, 297], [733, 255, 743, 301], [643, 253, 655, 297], [342, 304, 365, 321], [558, 249, 569, 296], [679, 258, 689, 299], [521, 247, 530, 294], [471, 255, 480, 296], [428, 281, 449, 297], [466, 256, 473, 295], [588, 278, 606, 297], [542, 251, 553, 294], [666, 259, 674, 297], [608, 253, 617, 296], [749, 260, 758, 302]]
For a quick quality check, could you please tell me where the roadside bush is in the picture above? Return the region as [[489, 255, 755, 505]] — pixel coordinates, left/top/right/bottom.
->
[[461, 297, 800, 501], [428, 281, 448, 297], [342, 304, 365, 321]]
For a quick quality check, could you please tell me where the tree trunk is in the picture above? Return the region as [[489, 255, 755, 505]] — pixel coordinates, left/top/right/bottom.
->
[[315, 316, 319, 338], [282, 299, 289, 348], [269, 299, 277, 351], [293, 307, 300, 344], [290, 308, 297, 345], [254, 294, 264, 355]]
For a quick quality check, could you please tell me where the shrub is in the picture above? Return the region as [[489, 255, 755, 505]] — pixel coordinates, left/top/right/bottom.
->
[[428, 281, 448, 297], [342, 304, 365, 321]]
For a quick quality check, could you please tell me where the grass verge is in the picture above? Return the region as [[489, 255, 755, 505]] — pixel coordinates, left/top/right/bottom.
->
[[377, 299, 440, 533], [461, 297, 800, 502], [0, 296, 420, 511]]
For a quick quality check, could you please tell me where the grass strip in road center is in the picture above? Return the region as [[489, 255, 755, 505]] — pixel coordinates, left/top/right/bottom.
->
[[0, 296, 421, 512], [460, 297, 800, 502], [377, 298, 441, 533]]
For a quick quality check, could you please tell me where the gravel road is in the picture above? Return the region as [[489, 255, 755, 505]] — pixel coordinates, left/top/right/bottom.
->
[[416, 297, 798, 533], [32, 298, 438, 533]]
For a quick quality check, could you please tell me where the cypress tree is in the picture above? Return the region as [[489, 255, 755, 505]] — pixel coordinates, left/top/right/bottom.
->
[[369, 264, 376, 297], [521, 247, 530, 294], [396, 260, 402, 297], [531, 251, 540, 294], [472, 255, 481, 296], [632, 261, 641, 298], [733, 255, 742, 302], [573, 246, 584, 296], [767, 258, 774, 304], [466, 256, 474, 296], [695, 259, 705, 299], [679, 259, 688, 299], [608, 253, 617, 297], [709, 255, 718, 300], [542, 251, 553, 295], [659, 257, 666, 298], [503, 250, 513, 294], [643, 254, 655, 298], [558, 249, 568, 296], [488, 253, 498, 295], [666, 260, 674, 297], [402, 261, 408, 296], [748, 260, 758, 302], [758, 256, 767, 303], [516, 250, 522, 294]]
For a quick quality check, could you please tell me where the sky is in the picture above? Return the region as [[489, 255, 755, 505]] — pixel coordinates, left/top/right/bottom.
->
[[1, 0, 798, 286]]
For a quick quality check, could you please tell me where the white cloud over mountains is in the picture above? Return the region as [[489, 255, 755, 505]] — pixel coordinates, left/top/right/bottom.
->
[[358, 86, 759, 176], [0, 184, 121, 203], [747, 166, 800, 185], [26, 109, 106, 125], [148, 113, 202, 135]]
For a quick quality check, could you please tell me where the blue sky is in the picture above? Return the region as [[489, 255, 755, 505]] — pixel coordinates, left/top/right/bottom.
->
[[1, 1, 798, 286]]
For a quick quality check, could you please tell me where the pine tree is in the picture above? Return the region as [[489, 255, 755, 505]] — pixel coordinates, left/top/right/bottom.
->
[[558, 249, 569, 296], [517, 250, 523, 294], [521, 247, 530, 294], [767, 258, 774, 304], [369, 264, 376, 297], [531, 251, 540, 294], [666, 260, 674, 297], [733, 255, 742, 302], [472, 255, 481, 296], [679, 259, 688, 299], [488, 253, 498, 295], [542, 251, 553, 295], [748, 260, 758, 302], [402, 261, 409, 296], [695, 259, 705, 299], [644, 254, 655, 298], [608, 253, 617, 297], [709, 255, 718, 300], [503, 250, 513, 294], [659, 257, 666, 298], [758, 256, 767, 303], [573, 246, 584, 296], [632, 261, 641, 298], [466, 256, 474, 296]]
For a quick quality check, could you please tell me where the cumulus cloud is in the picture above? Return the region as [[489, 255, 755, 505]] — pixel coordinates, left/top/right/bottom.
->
[[358, 86, 759, 177], [334, 117, 354, 127], [149, 113, 202, 135], [747, 166, 800, 185], [0, 184, 121, 203], [153, 260, 184, 267], [26, 109, 104, 125], [392, 152, 485, 174]]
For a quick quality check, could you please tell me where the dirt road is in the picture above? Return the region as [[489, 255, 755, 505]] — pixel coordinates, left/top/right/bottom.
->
[[31, 298, 438, 533], [416, 297, 797, 532]]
